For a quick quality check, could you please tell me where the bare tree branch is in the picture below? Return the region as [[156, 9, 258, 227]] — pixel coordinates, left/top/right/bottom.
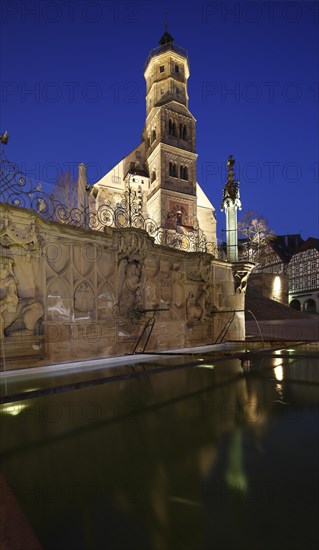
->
[[238, 210, 275, 262]]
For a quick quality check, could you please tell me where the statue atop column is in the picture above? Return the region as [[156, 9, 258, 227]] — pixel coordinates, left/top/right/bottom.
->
[[221, 155, 241, 208], [221, 155, 242, 262]]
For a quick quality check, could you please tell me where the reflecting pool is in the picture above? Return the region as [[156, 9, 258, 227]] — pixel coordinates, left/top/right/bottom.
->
[[1, 344, 318, 550]]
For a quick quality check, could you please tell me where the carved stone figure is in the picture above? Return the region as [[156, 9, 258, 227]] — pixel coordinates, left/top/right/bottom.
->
[[186, 285, 208, 322], [117, 259, 142, 317], [234, 270, 249, 294], [187, 256, 212, 284], [0, 257, 19, 338], [0, 256, 43, 338], [118, 232, 149, 262], [172, 263, 184, 309]]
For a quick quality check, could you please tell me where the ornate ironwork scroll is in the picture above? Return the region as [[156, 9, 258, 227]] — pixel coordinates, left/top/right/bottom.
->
[[0, 147, 217, 256]]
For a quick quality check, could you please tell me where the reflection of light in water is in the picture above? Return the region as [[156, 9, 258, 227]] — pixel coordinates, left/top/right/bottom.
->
[[196, 364, 215, 369], [168, 496, 202, 507], [272, 356, 285, 381], [274, 364, 284, 381], [275, 383, 284, 400], [225, 429, 248, 494], [0, 403, 27, 415]]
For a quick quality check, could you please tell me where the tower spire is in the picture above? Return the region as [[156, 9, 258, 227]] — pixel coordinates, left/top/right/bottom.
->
[[159, 17, 174, 46]]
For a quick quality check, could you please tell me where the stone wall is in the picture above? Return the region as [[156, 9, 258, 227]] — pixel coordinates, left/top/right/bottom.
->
[[248, 272, 288, 304], [0, 204, 252, 369]]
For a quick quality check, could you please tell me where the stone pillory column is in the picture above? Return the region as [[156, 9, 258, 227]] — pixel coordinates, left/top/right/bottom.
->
[[221, 155, 242, 262]]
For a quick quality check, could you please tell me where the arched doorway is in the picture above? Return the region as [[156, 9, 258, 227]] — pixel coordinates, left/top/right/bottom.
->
[[290, 299, 301, 311], [303, 299, 316, 313]]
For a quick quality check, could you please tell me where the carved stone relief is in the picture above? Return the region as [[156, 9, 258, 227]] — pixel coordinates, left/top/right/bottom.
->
[[0, 215, 43, 255], [118, 232, 149, 263], [47, 278, 71, 321], [97, 284, 115, 320], [0, 256, 43, 338], [172, 263, 184, 310], [74, 282, 95, 319], [186, 287, 208, 322], [115, 259, 143, 318], [233, 270, 250, 294]]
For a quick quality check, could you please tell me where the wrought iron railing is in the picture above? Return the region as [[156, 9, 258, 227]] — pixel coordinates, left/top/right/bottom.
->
[[0, 146, 217, 255], [144, 42, 189, 71]]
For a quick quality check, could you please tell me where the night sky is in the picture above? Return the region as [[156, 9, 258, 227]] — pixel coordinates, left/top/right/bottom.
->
[[1, 0, 318, 242]]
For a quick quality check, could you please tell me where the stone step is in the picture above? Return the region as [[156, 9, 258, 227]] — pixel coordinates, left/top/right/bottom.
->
[[245, 288, 315, 321], [0, 333, 45, 370]]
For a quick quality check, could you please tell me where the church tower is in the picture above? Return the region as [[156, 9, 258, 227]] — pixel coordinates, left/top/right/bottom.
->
[[143, 30, 198, 230]]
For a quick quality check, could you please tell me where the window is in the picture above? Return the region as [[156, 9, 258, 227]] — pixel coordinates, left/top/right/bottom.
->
[[161, 88, 164, 95], [169, 162, 177, 177], [169, 119, 177, 137], [152, 129, 156, 143], [175, 64, 179, 73], [151, 171, 156, 183], [176, 87, 179, 95], [179, 123, 187, 140], [180, 165, 188, 180], [160, 65, 164, 73]]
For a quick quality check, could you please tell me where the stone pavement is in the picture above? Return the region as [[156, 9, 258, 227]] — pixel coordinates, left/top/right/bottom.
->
[[245, 318, 319, 341]]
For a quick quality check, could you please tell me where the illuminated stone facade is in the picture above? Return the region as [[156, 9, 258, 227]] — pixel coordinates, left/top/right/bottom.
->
[[0, 33, 255, 370], [91, 31, 216, 246], [0, 202, 253, 369]]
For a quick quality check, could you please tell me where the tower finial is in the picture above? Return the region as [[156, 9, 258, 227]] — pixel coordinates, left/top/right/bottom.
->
[[164, 12, 168, 31], [226, 154, 235, 185]]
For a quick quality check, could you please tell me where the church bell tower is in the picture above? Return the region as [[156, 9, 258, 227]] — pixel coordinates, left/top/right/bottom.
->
[[143, 30, 198, 230]]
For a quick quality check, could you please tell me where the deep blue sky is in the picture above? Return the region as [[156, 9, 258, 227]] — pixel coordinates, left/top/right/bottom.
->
[[1, 0, 318, 241]]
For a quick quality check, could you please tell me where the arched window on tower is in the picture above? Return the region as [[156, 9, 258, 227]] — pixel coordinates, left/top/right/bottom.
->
[[180, 165, 188, 180], [152, 129, 156, 143], [180, 124, 187, 140], [169, 119, 177, 137], [151, 171, 156, 183], [169, 162, 177, 177]]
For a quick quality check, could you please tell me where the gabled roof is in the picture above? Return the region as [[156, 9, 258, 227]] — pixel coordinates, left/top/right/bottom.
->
[[236, 234, 304, 264], [269, 234, 304, 262], [293, 237, 319, 254]]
